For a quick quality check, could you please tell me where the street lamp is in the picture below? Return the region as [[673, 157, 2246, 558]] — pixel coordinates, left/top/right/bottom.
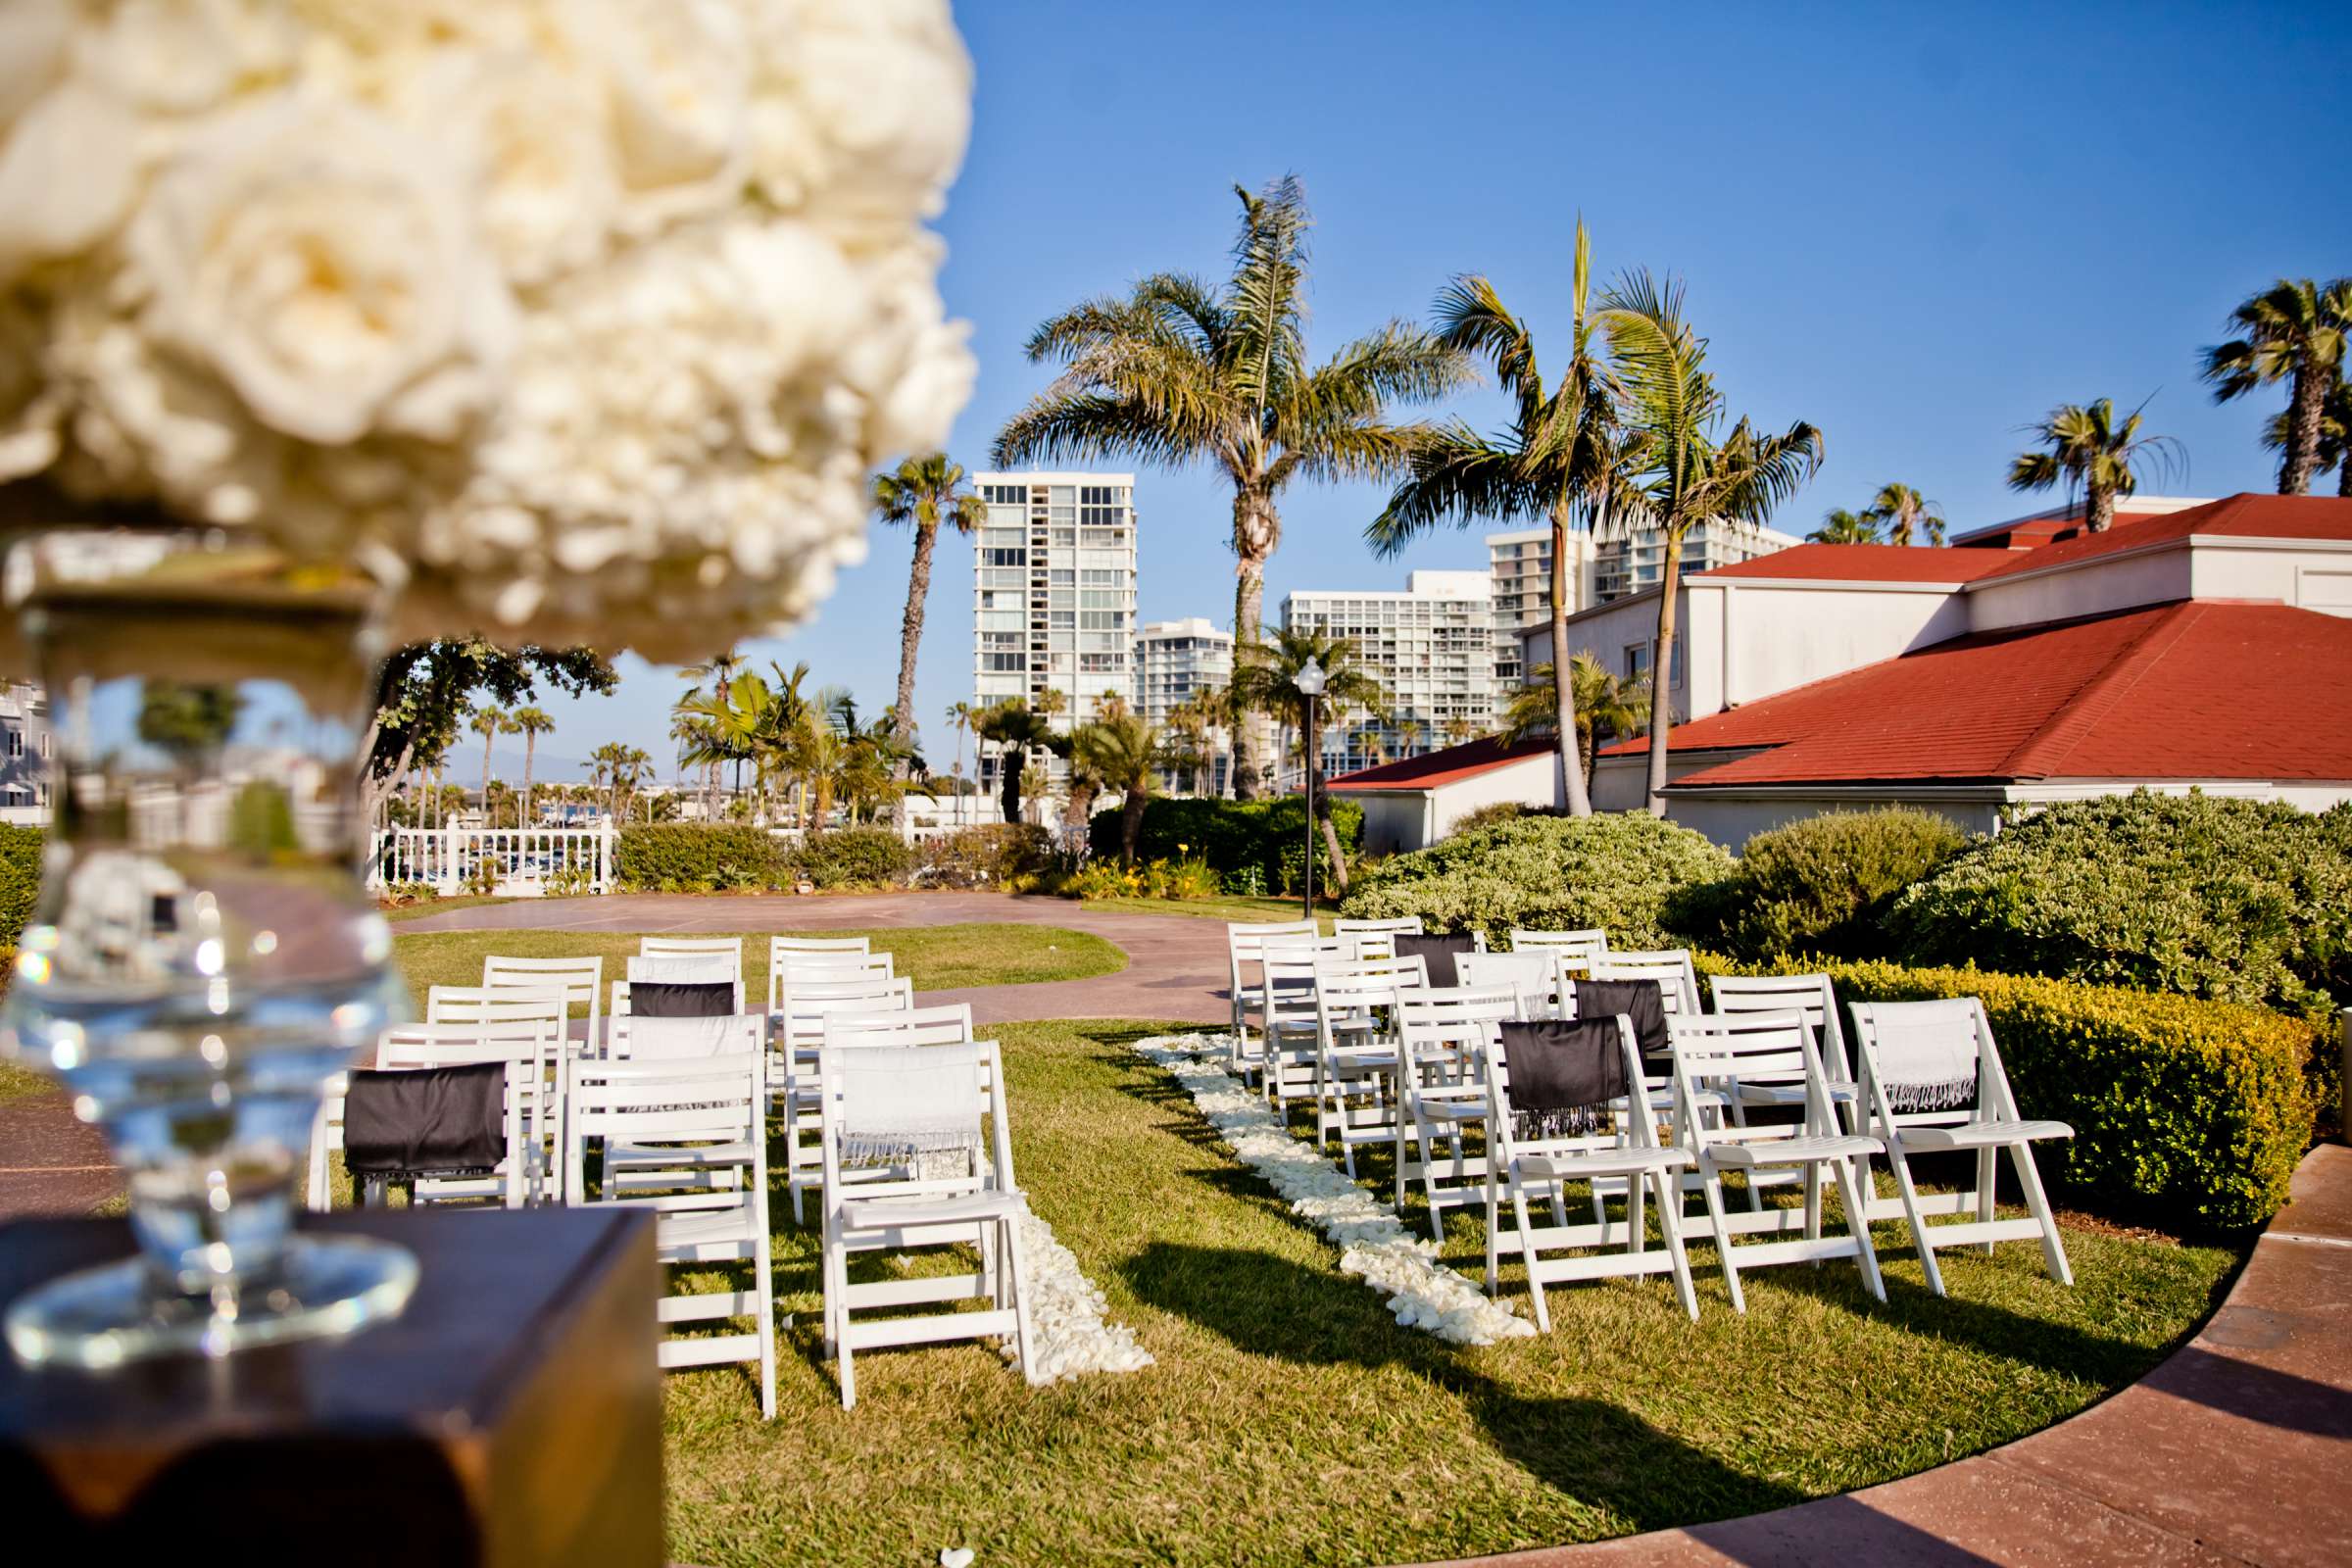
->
[[1296, 657, 1327, 919]]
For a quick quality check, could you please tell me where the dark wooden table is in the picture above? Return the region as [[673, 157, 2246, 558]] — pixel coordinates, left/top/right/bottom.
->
[[0, 1207, 664, 1566]]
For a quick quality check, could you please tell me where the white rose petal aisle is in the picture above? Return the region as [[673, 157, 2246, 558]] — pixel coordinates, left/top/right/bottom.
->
[[1134, 1035, 1536, 1347], [1003, 1210, 1154, 1384]]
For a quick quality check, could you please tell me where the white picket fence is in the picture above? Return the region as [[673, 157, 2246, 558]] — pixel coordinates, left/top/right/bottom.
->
[[370, 827, 614, 897]]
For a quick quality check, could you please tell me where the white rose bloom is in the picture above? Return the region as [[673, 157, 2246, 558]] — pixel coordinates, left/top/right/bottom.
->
[[72, 0, 296, 116], [0, 82, 143, 278], [0, 0, 72, 130], [125, 92, 515, 447], [579, 0, 751, 234], [398, 50, 618, 290]]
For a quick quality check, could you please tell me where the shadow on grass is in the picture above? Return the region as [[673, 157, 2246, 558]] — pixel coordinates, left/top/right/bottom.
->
[[1121, 1240, 1808, 1533]]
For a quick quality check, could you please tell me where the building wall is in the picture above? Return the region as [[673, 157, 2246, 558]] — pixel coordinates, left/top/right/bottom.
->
[[2186, 539, 2352, 615], [1337, 751, 1559, 855], [0, 682, 51, 824], [1283, 569, 1496, 782], [1966, 548, 2192, 633], [1136, 616, 1233, 794], [970, 471, 1138, 787]]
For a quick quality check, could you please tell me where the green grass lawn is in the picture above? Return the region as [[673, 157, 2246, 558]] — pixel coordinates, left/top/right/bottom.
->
[[1051, 892, 1339, 929], [661, 1017, 2238, 1568], [381, 894, 518, 922], [0, 1057, 45, 1104], [390, 923, 1125, 1008]]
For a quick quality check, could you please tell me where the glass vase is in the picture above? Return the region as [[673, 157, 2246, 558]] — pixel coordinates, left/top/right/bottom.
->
[[1, 530, 415, 1368]]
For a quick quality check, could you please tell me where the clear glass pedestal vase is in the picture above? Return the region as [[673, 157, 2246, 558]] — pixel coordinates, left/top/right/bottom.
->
[[0, 532, 415, 1367]]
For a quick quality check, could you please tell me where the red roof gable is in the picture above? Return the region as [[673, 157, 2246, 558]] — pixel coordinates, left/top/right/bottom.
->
[[1972, 493, 2352, 582], [1949, 510, 2161, 550], [1326, 733, 1553, 791], [1697, 543, 2016, 585], [1597, 600, 2352, 787]]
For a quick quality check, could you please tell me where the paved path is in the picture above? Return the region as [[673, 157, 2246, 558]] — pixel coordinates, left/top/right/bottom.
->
[[394, 891, 1236, 1026], [1412, 1142, 2352, 1568]]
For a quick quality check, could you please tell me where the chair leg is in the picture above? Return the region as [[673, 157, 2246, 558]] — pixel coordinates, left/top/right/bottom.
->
[[1483, 1165, 1501, 1296], [2008, 1139, 2074, 1287], [757, 1236, 778, 1422], [1886, 1144, 1946, 1298], [1628, 1171, 1647, 1257], [1653, 1168, 1699, 1322], [1004, 1213, 1043, 1387], [1697, 1166, 1745, 1314], [1836, 1155, 1886, 1302], [1976, 1144, 1997, 1255], [1509, 1170, 1550, 1333]]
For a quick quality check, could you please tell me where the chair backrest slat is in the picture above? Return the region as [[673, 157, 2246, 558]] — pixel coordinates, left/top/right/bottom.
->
[[1711, 972, 1849, 1081], [1590, 951, 1701, 1016]]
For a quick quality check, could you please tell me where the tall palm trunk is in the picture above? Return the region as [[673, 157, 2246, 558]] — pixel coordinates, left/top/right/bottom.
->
[[1230, 486, 1279, 801], [520, 733, 536, 833], [890, 516, 940, 832], [2282, 365, 2327, 494], [2085, 481, 2117, 532], [1549, 498, 1595, 816], [1121, 788, 1148, 864], [479, 732, 495, 825], [1643, 530, 1685, 815]]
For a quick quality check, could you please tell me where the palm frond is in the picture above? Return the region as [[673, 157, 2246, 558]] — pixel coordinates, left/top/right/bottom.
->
[[1366, 424, 1543, 556]]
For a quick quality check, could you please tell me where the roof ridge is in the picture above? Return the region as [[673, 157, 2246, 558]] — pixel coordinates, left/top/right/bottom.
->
[[2000, 601, 2203, 778]]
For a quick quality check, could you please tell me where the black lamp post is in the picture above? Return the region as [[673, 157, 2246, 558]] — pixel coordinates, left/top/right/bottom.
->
[[1297, 657, 1326, 920]]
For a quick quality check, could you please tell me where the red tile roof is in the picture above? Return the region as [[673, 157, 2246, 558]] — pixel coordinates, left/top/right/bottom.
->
[[1596, 600, 2352, 787], [1697, 543, 2017, 584], [1971, 493, 2352, 582], [1949, 510, 2161, 550], [1326, 734, 1554, 791]]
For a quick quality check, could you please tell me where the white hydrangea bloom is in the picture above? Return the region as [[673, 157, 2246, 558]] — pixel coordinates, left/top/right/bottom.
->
[[0, 0, 974, 660]]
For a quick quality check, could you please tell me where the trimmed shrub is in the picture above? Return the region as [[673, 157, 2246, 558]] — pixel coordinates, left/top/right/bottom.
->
[[1887, 791, 2352, 1018], [1703, 808, 1968, 962], [0, 825, 40, 951], [915, 824, 1057, 889], [1092, 797, 1362, 890], [1063, 857, 1222, 902], [1698, 955, 2323, 1231], [788, 827, 916, 890], [1342, 811, 1734, 948], [613, 824, 785, 891]]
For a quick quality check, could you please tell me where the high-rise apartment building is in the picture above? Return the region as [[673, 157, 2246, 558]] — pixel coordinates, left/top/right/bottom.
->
[[970, 471, 1138, 788], [1281, 569, 1495, 784], [1135, 616, 1233, 795], [1593, 518, 1799, 601]]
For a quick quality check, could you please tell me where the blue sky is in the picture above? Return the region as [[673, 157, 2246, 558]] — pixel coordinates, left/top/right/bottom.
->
[[525, 0, 2352, 778]]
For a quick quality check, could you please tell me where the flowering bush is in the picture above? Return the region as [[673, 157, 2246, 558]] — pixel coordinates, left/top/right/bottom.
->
[[0, 0, 974, 661], [1062, 857, 1221, 903], [1342, 810, 1733, 948]]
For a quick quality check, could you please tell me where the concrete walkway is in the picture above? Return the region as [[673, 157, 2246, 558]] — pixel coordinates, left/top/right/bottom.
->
[[1413, 1143, 2352, 1568]]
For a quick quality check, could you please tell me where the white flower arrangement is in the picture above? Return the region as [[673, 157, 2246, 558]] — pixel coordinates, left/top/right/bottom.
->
[[0, 0, 974, 661], [1134, 1034, 1537, 1348]]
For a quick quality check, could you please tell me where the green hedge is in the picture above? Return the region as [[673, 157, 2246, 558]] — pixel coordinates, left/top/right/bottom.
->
[[1092, 797, 1362, 891], [0, 825, 40, 952], [1696, 808, 1967, 962], [791, 827, 915, 889], [1699, 955, 2324, 1231], [613, 824, 786, 891], [1887, 791, 2352, 1018], [1342, 811, 1735, 949], [916, 825, 1058, 889]]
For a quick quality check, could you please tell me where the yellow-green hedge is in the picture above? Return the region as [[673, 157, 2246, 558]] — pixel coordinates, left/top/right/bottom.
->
[[1698, 956, 2324, 1231]]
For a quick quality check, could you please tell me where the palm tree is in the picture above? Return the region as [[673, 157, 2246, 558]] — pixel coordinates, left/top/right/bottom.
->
[[469, 706, 514, 824], [1072, 710, 1162, 864], [946, 701, 975, 807], [509, 705, 553, 829], [2200, 277, 2352, 494], [1599, 271, 1824, 814], [973, 700, 1054, 826], [1808, 508, 1879, 544], [1397, 716, 1423, 758], [1231, 625, 1386, 893], [585, 741, 649, 823], [1443, 716, 1476, 746], [2263, 378, 2351, 496], [1501, 655, 1652, 793], [1368, 221, 1636, 818], [993, 175, 1468, 801], [873, 454, 986, 815], [1866, 481, 1947, 547], [2006, 397, 2182, 533]]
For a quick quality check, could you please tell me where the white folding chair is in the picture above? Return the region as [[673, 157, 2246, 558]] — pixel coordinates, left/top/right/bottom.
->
[[1709, 973, 1863, 1210], [1591, 950, 1701, 1016], [1482, 1013, 1703, 1328], [1664, 1011, 1887, 1312], [821, 1004, 978, 1049], [1849, 998, 2075, 1297], [1510, 928, 1610, 980], [766, 937, 893, 1010], [310, 1020, 558, 1210], [1226, 919, 1319, 1080], [775, 973, 917, 1220], [1336, 915, 1422, 961], [640, 935, 746, 976], [817, 1041, 1040, 1410], [565, 1050, 776, 1419], [426, 985, 569, 1031], [620, 956, 747, 1019], [611, 1011, 765, 1060], [1394, 985, 1521, 1237], [1310, 955, 1429, 1174], [1456, 951, 1559, 1019], [482, 955, 603, 1054]]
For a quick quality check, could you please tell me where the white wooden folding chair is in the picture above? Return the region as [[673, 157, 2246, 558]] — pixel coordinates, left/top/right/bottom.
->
[[817, 1041, 1040, 1410], [821, 1004, 977, 1049], [1336, 915, 1422, 961], [765, 937, 893, 1010], [610, 1011, 765, 1060], [1709, 973, 1863, 1212], [426, 985, 569, 1031], [1849, 998, 2075, 1297], [1590, 950, 1701, 1015], [1310, 955, 1429, 1174], [565, 1050, 776, 1419], [482, 955, 603, 1054], [775, 973, 917, 1221], [1664, 1010, 1887, 1312], [1456, 951, 1559, 1019], [1510, 927, 1610, 980], [640, 935, 746, 977], [1482, 1013, 1705, 1328], [1394, 985, 1521, 1237], [619, 957, 747, 1019], [309, 1020, 557, 1210], [1226, 919, 1318, 1080]]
